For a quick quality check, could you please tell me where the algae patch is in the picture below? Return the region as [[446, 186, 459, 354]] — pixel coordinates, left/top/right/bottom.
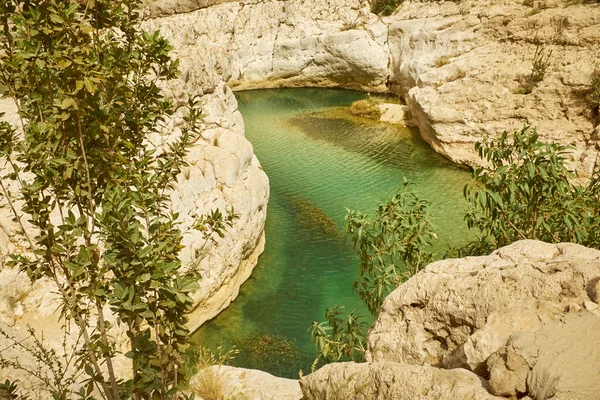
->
[[291, 197, 341, 239]]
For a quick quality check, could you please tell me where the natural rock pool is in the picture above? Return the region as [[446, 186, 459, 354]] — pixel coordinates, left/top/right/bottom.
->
[[192, 88, 472, 378]]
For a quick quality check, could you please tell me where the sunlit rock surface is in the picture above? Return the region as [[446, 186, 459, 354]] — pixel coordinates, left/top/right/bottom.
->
[[388, 0, 600, 180], [142, 0, 389, 92], [146, 0, 600, 178], [190, 365, 302, 400]]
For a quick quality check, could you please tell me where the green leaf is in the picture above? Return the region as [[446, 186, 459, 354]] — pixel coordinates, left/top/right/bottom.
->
[[60, 97, 78, 110], [49, 13, 64, 24], [140, 310, 154, 319], [84, 78, 95, 94]]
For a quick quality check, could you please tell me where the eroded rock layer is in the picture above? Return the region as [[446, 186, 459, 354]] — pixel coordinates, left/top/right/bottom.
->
[[142, 0, 390, 92], [389, 0, 600, 179], [146, 0, 600, 178]]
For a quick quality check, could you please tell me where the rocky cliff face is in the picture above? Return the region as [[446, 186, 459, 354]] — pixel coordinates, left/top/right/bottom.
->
[[142, 0, 390, 92], [301, 240, 600, 399], [146, 0, 600, 179], [389, 0, 600, 180]]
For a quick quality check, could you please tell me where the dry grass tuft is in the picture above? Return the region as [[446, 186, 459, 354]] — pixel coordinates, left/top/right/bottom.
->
[[349, 98, 382, 120]]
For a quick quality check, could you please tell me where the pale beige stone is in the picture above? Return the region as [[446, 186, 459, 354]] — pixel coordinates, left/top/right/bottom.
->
[[367, 240, 600, 367], [488, 311, 600, 399], [190, 365, 302, 400], [379, 103, 409, 124], [144, 0, 600, 178], [388, 0, 600, 180], [300, 361, 503, 400], [443, 299, 564, 374], [142, 0, 389, 93]]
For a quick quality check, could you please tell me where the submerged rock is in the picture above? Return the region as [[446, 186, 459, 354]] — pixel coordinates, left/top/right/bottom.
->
[[291, 197, 341, 239]]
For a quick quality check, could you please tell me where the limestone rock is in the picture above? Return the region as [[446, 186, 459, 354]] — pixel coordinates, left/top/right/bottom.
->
[[367, 240, 600, 367], [590, 278, 600, 303], [0, 82, 269, 334], [487, 311, 600, 399], [300, 361, 503, 400], [387, 0, 600, 179], [144, 0, 600, 178], [443, 299, 564, 375], [190, 365, 302, 400], [142, 0, 235, 18], [379, 103, 409, 124], [142, 0, 389, 93]]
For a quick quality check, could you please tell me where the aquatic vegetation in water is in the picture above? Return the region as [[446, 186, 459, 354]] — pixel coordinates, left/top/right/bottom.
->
[[236, 332, 298, 371], [291, 197, 341, 238], [349, 98, 382, 120]]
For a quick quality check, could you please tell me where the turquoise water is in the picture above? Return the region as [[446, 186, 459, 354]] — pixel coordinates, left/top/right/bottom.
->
[[192, 88, 472, 378]]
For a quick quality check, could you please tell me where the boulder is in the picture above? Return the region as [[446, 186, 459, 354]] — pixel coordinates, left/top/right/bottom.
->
[[443, 299, 565, 375], [141, 0, 236, 18], [367, 240, 600, 367], [487, 311, 600, 399], [378, 103, 409, 124], [190, 365, 302, 400], [0, 82, 269, 333], [300, 361, 503, 400]]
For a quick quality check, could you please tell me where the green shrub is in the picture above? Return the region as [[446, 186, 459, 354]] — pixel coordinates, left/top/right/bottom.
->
[[308, 306, 367, 365], [464, 126, 600, 254], [346, 181, 435, 316], [311, 127, 600, 367], [309, 181, 435, 365], [517, 45, 552, 94]]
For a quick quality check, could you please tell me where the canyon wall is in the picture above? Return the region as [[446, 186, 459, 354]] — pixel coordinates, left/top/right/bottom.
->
[[146, 0, 600, 178], [142, 0, 390, 92], [388, 0, 600, 180]]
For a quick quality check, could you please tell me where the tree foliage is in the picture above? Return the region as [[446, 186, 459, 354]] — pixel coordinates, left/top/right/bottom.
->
[[464, 127, 600, 254], [370, 0, 402, 16], [346, 181, 435, 317], [310, 127, 600, 366], [309, 181, 435, 365], [0, 1, 231, 398], [308, 306, 367, 365]]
